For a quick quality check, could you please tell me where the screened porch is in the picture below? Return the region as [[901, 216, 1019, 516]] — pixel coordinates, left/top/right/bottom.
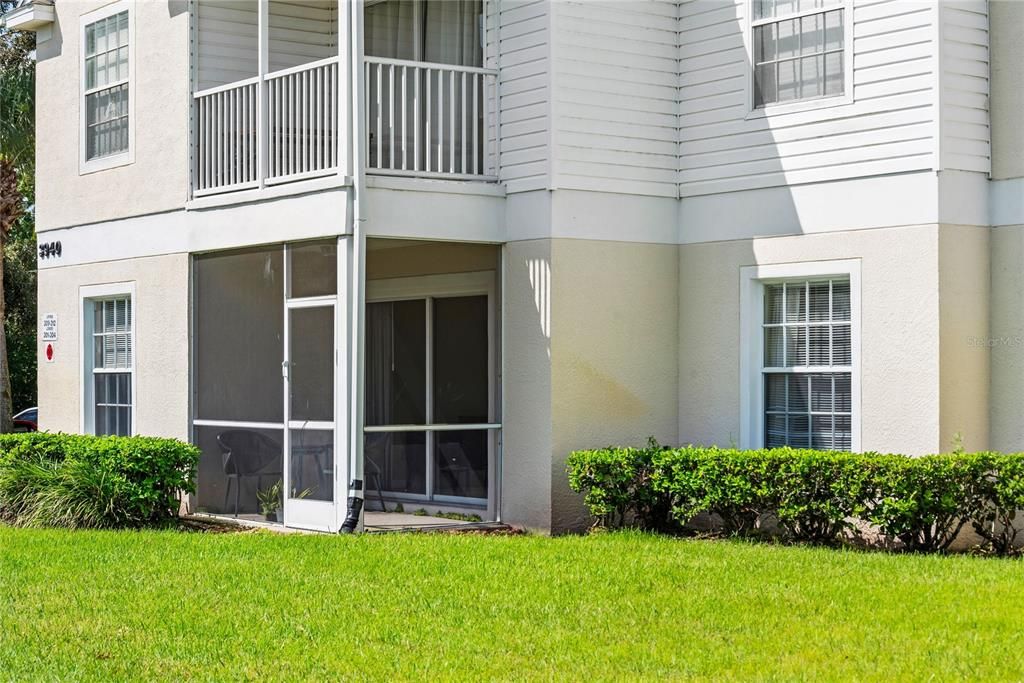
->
[[191, 0, 496, 198], [189, 238, 502, 531]]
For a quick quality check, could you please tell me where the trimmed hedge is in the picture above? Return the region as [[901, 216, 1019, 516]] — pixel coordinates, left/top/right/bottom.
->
[[567, 444, 1024, 554], [0, 433, 199, 529]]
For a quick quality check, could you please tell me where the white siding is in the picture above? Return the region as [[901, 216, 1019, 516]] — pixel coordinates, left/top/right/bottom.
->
[[551, 0, 680, 197], [196, 0, 337, 91], [940, 0, 990, 173], [497, 0, 550, 193], [678, 0, 938, 197]]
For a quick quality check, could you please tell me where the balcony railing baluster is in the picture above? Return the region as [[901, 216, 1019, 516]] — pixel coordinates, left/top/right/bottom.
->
[[192, 54, 497, 197]]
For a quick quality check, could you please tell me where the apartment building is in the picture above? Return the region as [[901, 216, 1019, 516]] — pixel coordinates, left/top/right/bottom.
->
[[6, 0, 1022, 532]]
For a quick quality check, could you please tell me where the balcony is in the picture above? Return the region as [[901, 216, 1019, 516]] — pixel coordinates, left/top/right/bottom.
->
[[193, 57, 342, 196], [365, 57, 496, 181], [191, 0, 494, 200]]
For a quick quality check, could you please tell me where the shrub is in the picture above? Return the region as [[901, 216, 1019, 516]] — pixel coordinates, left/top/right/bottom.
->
[[762, 449, 873, 544], [971, 454, 1024, 555], [651, 447, 871, 541], [566, 443, 673, 530], [863, 453, 994, 553], [567, 444, 1024, 554], [0, 433, 199, 529], [653, 447, 769, 535]]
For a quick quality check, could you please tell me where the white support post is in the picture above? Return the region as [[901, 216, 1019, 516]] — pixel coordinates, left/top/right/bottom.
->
[[257, 0, 269, 188], [348, 223, 366, 532], [349, 0, 367, 531], [337, 0, 351, 178]]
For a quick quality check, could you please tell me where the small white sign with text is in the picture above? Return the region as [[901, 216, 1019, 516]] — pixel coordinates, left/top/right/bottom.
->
[[41, 313, 58, 342]]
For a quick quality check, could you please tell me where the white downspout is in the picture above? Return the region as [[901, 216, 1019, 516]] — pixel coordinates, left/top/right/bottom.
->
[[342, 0, 367, 533]]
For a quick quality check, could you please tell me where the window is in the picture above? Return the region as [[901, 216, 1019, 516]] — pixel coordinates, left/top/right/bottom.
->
[[365, 295, 491, 502], [364, 272, 497, 507], [740, 261, 860, 451], [88, 296, 133, 436], [762, 279, 851, 449], [752, 0, 844, 107], [83, 7, 130, 164]]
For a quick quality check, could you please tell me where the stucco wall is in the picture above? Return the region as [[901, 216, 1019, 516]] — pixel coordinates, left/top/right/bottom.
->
[[500, 238, 679, 532], [679, 224, 944, 456], [501, 239, 553, 531], [549, 239, 679, 531], [990, 224, 1024, 452], [990, 0, 1024, 181], [938, 225, 990, 452], [35, 0, 190, 232], [36, 254, 190, 440]]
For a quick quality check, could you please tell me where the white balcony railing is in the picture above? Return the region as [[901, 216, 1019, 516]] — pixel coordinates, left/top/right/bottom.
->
[[266, 57, 340, 184], [193, 57, 341, 198], [193, 77, 260, 195], [193, 56, 498, 197], [365, 56, 497, 181]]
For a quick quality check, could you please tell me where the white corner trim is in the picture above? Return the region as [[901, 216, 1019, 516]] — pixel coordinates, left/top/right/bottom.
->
[[79, 281, 137, 436], [931, 0, 944, 173], [739, 258, 862, 451]]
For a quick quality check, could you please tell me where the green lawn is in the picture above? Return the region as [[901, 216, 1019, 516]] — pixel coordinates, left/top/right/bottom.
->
[[1, 528, 1022, 681]]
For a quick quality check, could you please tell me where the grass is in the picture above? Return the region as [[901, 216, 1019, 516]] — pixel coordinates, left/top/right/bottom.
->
[[1, 528, 1023, 681]]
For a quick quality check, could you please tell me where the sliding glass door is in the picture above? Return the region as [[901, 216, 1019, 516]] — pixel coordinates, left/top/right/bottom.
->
[[364, 274, 497, 510]]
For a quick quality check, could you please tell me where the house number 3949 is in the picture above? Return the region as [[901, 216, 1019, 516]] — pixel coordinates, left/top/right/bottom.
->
[[38, 241, 62, 260]]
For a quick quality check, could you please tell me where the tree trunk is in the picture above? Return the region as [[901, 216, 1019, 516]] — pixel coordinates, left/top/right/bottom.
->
[[0, 229, 11, 433], [0, 158, 20, 433]]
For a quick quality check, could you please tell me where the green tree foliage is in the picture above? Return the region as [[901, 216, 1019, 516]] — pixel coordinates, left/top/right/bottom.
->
[[0, 2, 36, 414]]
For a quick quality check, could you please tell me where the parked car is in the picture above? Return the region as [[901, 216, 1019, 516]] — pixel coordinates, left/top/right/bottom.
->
[[13, 407, 37, 432]]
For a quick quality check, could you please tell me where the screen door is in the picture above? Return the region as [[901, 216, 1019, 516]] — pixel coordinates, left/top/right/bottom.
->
[[282, 239, 345, 532]]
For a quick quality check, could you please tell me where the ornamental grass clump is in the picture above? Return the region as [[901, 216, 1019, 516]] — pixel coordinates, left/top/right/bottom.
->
[[0, 433, 198, 529]]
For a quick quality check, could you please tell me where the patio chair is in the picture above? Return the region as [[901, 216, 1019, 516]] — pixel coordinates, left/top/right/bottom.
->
[[437, 441, 486, 499], [362, 433, 390, 512], [216, 430, 283, 517]]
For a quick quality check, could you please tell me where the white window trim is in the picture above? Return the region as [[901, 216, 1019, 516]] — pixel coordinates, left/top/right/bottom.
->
[[739, 259, 861, 451], [744, 0, 854, 119], [79, 0, 135, 175], [80, 282, 137, 435]]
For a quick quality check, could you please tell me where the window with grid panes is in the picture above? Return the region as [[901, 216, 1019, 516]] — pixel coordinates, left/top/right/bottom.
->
[[763, 279, 851, 449], [84, 10, 130, 160], [91, 297, 133, 436], [752, 0, 844, 107]]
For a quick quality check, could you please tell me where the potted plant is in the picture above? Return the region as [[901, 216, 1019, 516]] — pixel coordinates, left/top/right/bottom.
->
[[257, 480, 283, 523]]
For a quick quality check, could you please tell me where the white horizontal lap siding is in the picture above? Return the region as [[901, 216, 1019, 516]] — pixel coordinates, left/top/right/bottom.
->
[[498, 0, 551, 193], [196, 0, 337, 91], [678, 0, 938, 197], [553, 0, 679, 198], [267, 0, 337, 72], [939, 0, 989, 173], [197, 1, 258, 90]]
